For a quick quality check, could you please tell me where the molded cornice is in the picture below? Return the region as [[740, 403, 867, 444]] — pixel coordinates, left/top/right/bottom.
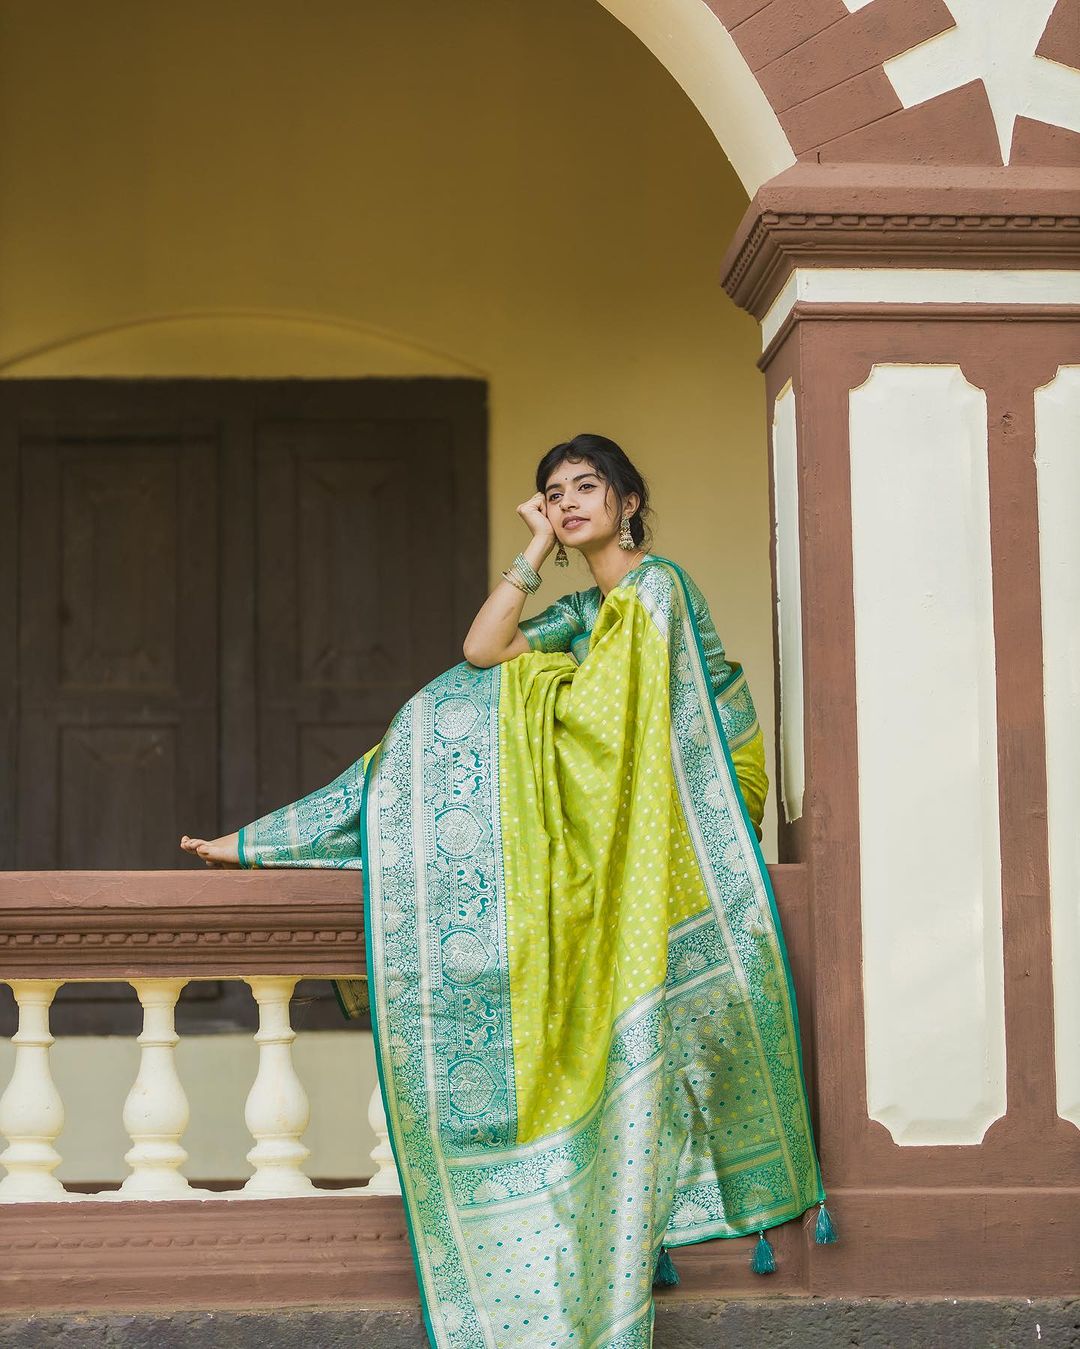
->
[[722, 164, 1080, 319]]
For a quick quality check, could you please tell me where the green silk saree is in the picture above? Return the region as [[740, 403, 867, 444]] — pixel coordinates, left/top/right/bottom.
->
[[239, 554, 826, 1347]]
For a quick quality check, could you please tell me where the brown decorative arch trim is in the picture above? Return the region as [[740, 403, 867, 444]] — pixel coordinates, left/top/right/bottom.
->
[[708, 0, 962, 160], [749, 0, 951, 120], [814, 80, 1006, 170], [703, 0, 1023, 169], [1012, 117, 1080, 169], [1036, 0, 1079, 67]]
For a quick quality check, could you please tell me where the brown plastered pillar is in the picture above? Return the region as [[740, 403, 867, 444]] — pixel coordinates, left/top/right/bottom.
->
[[722, 162, 1080, 1296]]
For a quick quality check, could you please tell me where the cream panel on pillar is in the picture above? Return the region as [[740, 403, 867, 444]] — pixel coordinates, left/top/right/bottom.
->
[[771, 382, 804, 823], [1035, 367, 1080, 1132], [850, 364, 1005, 1146]]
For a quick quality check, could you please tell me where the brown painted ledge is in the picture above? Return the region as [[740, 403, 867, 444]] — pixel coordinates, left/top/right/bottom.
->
[[0, 1193, 814, 1312], [0, 866, 809, 982], [3, 1185, 1078, 1312], [0, 870, 366, 979]]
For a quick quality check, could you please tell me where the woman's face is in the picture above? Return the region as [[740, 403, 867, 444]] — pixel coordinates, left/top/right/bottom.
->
[[543, 460, 636, 550]]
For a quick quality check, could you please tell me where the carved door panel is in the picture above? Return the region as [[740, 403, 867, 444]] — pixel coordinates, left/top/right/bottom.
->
[[255, 414, 457, 812], [15, 418, 218, 869]]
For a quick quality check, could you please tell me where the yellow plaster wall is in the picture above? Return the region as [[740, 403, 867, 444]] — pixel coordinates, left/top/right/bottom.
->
[[0, 0, 773, 854]]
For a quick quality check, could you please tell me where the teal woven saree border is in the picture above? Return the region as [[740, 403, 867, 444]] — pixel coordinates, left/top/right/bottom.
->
[[362, 721, 442, 1349], [666, 554, 824, 1207], [642, 555, 825, 1232], [366, 666, 513, 1348]]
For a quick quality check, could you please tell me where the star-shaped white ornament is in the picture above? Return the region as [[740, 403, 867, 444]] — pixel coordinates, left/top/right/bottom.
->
[[842, 0, 1080, 163]]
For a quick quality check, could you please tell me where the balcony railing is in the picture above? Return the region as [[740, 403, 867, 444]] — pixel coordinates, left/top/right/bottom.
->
[[0, 870, 402, 1199], [0, 866, 811, 1310]]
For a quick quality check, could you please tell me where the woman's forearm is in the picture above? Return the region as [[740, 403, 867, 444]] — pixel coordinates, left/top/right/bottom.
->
[[463, 533, 553, 667]]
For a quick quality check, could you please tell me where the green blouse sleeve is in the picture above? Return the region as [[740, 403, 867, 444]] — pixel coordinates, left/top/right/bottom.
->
[[518, 590, 585, 653]]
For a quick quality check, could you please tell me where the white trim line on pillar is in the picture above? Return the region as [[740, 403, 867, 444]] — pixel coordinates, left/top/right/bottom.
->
[[1034, 365, 1080, 1133], [762, 269, 1080, 349], [850, 364, 1006, 1147], [770, 381, 805, 823]]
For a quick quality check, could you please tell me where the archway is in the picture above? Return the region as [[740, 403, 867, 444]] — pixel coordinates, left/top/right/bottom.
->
[[601, 0, 1080, 177]]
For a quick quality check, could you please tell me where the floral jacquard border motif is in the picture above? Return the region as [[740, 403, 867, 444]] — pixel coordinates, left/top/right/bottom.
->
[[444, 984, 678, 1348], [665, 912, 727, 989], [240, 758, 367, 868], [442, 991, 670, 1214], [421, 670, 519, 1154], [368, 667, 503, 1349]]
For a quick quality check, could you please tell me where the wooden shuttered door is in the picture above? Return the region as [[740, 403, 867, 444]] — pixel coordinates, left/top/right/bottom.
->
[[0, 378, 487, 1034]]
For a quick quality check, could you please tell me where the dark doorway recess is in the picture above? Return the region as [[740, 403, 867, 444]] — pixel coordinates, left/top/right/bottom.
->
[[0, 377, 489, 1034]]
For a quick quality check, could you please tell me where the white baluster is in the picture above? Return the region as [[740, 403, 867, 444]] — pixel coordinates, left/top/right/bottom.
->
[[364, 1084, 402, 1194], [242, 976, 315, 1196], [0, 980, 68, 1201], [116, 979, 196, 1199]]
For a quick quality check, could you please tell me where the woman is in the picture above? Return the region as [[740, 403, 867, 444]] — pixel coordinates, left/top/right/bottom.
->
[[182, 433, 832, 1348]]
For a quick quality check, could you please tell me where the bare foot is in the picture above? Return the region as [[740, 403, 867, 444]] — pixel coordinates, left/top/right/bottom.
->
[[180, 832, 241, 868]]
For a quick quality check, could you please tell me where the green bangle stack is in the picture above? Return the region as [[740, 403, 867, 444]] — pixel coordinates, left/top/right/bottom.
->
[[513, 552, 542, 592]]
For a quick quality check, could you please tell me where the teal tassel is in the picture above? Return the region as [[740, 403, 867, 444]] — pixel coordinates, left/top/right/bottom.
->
[[653, 1246, 680, 1287], [750, 1230, 775, 1275], [814, 1202, 838, 1245]]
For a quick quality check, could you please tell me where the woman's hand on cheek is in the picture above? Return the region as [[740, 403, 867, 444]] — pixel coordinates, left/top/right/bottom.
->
[[517, 492, 555, 543]]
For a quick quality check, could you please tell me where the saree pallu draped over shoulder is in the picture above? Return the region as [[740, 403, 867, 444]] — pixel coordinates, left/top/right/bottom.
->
[[241, 555, 825, 1348]]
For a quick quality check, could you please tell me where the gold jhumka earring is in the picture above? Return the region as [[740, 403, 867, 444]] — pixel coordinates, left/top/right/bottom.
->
[[554, 540, 569, 567], [618, 513, 635, 550]]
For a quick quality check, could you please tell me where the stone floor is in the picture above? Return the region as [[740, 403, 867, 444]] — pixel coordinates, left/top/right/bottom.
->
[[2, 1300, 1078, 1348]]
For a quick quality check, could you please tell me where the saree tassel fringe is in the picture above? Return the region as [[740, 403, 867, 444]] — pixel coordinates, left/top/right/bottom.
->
[[815, 1202, 838, 1245], [653, 1247, 680, 1287], [751, 1230, 776, 1275]]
